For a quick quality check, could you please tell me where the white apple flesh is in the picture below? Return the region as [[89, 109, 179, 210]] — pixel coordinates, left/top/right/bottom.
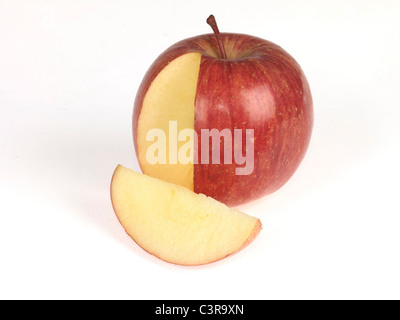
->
[[111, 165, 262, 265]]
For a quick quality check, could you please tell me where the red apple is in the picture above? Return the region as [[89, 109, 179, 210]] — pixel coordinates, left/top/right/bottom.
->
[[133, 15, 313, 206]]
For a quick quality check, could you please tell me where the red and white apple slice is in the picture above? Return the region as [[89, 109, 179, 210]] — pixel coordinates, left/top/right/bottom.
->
[[111, 165, 262, 266]]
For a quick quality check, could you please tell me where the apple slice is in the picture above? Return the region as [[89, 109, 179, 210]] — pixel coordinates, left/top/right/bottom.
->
[[111, 165, 262, 265]]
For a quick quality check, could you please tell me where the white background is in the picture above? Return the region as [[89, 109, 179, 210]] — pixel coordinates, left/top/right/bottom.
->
[[1, 0, 399, 300]]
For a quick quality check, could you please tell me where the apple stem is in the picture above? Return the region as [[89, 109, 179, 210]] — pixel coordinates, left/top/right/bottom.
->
[[207, 15, 227, 59]]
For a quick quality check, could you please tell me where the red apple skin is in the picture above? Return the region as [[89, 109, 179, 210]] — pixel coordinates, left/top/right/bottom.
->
[[133, 33, 313, 206]]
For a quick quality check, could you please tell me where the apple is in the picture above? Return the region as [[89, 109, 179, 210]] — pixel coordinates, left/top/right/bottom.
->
[[133, 15, 313, 206], [111, 165, 262, 266]]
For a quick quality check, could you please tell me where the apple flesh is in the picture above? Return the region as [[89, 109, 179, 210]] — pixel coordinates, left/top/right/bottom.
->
[[133, 17, 313, 206], [136, 52, 201, 190], [111, 165, 262, 266]]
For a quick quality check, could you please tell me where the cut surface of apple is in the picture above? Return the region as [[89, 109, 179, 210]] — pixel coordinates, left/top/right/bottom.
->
[[111, 165, 262, 266], [137, 52, 201, 190]]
